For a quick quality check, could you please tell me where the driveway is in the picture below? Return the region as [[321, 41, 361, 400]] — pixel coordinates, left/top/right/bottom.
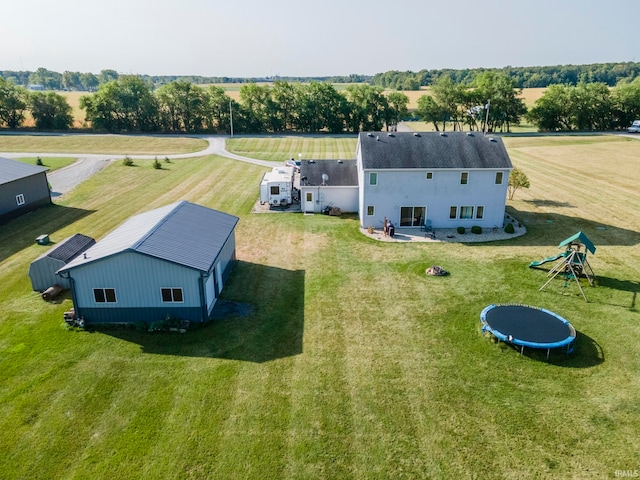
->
[[0, 135, 279, 196]]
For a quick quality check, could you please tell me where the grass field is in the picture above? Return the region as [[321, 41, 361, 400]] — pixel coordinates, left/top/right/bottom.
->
[[0, 135, 207, 155], [1, 134, 639, 479], [13, 157, 77, 171]]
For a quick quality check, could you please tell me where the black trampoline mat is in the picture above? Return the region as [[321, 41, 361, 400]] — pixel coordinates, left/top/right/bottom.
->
[[484, 305, 571, 344]]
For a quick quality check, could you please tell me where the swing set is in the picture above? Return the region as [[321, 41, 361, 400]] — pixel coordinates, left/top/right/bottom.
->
[[530, 231, 596, 301]]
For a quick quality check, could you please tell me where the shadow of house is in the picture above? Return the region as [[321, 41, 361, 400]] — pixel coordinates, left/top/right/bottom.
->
[[97, 262, 305, 363], [0, 204, 96, 263], [470, 206, 640, 248]]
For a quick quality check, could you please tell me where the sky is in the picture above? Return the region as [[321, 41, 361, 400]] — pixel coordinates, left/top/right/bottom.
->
[[3, 0, 638, 77]]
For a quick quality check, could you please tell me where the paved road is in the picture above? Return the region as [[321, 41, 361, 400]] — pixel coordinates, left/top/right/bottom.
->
[[0, 135, 280, 196]]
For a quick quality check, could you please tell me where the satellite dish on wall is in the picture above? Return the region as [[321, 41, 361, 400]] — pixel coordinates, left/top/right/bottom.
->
[[321, 173, 328, 185]]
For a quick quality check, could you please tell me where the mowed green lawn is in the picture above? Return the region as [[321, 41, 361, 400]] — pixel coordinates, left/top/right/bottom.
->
[[0, 134, 208, 155], [1, 135, 639, 479]]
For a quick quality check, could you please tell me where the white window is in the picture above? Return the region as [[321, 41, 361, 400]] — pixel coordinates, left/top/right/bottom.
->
[[495, 172, 504, 184], [460, 206, 474, 219], [426, 172, 433, 180], [366, 205, 375, 216], [369, 172, 378, 186], [460, 172, 469, 185], [16, 194, 25, 206], [93, 288, 117, 303], [476, 206, 485, 219], [161, 288, 184, 303]]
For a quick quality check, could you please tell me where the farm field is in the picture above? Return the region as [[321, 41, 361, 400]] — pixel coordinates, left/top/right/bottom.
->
[[0, 134, 639, 478]]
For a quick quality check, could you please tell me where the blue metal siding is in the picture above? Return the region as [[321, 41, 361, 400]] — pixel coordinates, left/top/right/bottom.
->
[[28, 257, 68, 290], [79, 306, 204, 324], [70, 252, 201, 310]]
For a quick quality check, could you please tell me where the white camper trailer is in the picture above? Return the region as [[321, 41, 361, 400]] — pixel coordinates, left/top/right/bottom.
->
[[260, 167, 294, 206]]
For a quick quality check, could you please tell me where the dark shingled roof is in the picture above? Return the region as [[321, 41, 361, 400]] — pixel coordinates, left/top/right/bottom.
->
[[358, 132, 513, 170], [0, 157, 48, 185], [299, 159, 358, 187], [46, 234, 96, 263]]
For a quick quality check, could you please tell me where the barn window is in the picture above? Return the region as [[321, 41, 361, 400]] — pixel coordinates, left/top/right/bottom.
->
[[94, 288, 116, 303], [476, 206, 485, 219], [161, 288, 184, 303], [367, 205, 375, 216], [270, 185, 280, 195], [369, 172, 378, 186], [460, 172, 469, 185], [449, 206, 457, 219], [495, 172, 503, 184], [426, 172, 433, 180], [16, 194, 25, 206]]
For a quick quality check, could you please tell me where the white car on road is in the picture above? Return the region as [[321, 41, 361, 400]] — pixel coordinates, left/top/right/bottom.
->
[[628, 120, 640, 133]]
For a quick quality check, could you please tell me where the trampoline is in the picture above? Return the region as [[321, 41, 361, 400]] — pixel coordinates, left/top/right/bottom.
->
[[480, 304, 576, 357]]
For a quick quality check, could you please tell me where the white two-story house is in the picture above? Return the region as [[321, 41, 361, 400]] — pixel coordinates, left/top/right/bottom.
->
[[356, 131, 513, 229]]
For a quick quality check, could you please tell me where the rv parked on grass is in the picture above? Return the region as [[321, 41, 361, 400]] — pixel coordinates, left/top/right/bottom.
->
[[260, 166, 294, 206]]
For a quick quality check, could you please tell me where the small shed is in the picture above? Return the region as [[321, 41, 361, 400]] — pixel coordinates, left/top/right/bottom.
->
[[28, 234, 96, 291], [0, 157, 52, 224]]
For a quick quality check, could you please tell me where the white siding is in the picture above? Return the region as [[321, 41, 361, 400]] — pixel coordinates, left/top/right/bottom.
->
[[360, 169, 509, 229], [299, 186, 358, 213]]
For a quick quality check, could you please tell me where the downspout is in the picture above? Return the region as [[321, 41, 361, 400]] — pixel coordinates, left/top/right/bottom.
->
[[198, 271, 208, 322], [59, 271, 80, 320]]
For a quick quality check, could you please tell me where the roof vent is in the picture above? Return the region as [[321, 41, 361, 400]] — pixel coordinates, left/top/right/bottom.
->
[[83, 253, 87, 259], [337, 159, 343, 164], [413, 132, 421, 137], [388, 133, 395, 137], [309, 159, 315, 164], [440, 132, 447, 137], [466, 132, 474, 136], [376, 135, 380, 141], [367, 133, 374, 137], [488, 137, 496, 142]]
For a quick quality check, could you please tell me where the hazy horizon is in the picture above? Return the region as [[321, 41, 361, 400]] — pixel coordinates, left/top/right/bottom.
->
[[3, 0, 637, 78]]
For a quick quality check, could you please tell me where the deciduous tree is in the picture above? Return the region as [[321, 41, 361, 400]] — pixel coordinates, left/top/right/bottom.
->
[[29, 91, 73, 129], [508, 167, 530, 200], [0, 77, 28, 128]]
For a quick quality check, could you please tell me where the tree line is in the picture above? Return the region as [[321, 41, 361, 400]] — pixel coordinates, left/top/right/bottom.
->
[[372, 62, 640, 90], [1, 73, 639, 133], [0, 68, 371, 92]]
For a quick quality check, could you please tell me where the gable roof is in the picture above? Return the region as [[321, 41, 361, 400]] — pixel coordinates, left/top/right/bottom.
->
[[300, 159, 358, 187], [358, 132, 513, 170], [60, 201, 239, 273], [37, 233, 96, 263], [558, 231, 596, 255], [0, 157, 48, 185]]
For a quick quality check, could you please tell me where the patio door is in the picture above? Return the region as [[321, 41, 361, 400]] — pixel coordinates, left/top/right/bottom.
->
[[400, 206, 426, 227]]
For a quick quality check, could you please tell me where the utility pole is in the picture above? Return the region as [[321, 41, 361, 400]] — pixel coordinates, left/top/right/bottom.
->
[[229, 100, 234, 137], [484, 99, 491, 135]]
